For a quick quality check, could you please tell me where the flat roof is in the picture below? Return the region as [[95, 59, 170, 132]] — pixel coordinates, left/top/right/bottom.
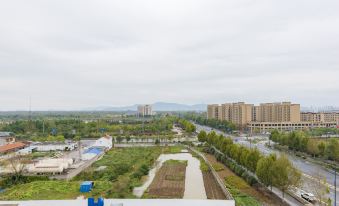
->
[[0, 199, 234, 206]]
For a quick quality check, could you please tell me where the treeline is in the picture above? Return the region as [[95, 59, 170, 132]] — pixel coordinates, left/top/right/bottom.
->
[[308, 128, 339, 136], [270, 130, 339, 162], [183, 112, 236, 132], [198, 130, 301, 196], [0, 117, 175, 140]]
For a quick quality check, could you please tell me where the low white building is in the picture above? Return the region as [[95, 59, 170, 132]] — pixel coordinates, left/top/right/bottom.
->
[[27, 158, 73, 174], [92, 135, 112, 150]]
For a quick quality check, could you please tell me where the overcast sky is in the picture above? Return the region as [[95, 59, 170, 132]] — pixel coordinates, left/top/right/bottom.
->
[[0, 0, 338, 110]]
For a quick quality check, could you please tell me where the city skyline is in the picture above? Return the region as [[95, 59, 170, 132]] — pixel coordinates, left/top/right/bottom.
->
[[1, 1, 339, 110]]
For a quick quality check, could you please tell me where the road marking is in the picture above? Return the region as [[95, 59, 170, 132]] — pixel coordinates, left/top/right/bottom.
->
[[302, 173, 338, 192]]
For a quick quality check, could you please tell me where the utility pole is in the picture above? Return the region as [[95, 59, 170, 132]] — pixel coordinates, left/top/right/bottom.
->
[[335, 169, 337, 206], [28, 96, 32, 132], [78, 116, 81, 162], [42, 120, 45, 134]]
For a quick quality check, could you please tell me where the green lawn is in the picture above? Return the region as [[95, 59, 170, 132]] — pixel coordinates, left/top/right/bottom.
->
[[162, 145, 185, 154]]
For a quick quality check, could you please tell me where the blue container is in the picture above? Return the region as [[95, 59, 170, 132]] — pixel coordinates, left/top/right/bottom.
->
[[80, 181, 94, 193], [88, 197, 104, 206]]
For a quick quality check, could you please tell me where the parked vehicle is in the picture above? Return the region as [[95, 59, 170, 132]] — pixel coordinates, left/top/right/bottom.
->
[[301, 192, 315, 202]]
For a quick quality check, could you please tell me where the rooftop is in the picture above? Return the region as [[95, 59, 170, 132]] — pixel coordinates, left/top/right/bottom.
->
[[0, 132, 13, 137], [0, 142, 26, 153]]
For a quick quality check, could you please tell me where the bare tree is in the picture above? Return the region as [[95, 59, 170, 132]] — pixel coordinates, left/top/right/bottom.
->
[[3, 155, 28, 182]]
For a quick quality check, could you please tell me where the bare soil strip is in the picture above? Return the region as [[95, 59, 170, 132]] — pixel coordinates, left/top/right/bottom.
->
[[202, 170, 226, 199], [148, 160, 187, 198]]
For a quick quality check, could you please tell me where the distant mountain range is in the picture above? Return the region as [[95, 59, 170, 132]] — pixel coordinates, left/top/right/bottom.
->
[[85, 102, 207, 112]]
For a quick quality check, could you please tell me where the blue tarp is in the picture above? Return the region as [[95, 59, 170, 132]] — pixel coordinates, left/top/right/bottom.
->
[[85, 147, 102, 155], [80, 181, 94, 193]]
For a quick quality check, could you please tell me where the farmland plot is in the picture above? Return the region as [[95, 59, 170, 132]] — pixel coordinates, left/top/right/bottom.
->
[[147, 160, 187, 198], [202, 171, 226, 200]]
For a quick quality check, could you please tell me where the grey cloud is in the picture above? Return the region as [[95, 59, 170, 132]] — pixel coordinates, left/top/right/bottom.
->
[[0, 0, 339, 110]]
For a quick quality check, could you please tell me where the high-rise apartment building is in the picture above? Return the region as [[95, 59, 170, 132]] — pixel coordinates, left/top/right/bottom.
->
[[256, 102, 300, 122], [207, 104, 221, 120], [207, 102, 253, 127], [137, 104, 153, 116], [207, 102, 301, 127]]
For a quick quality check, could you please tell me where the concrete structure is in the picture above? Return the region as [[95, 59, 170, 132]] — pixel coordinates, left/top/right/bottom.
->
[[248, 121, 337, 133], [92, 135, 112, 150], [0, 199, 234, 206], [0, 132, 15, 146], [137, 104, 153, 116], [27, 158, 73, 174]]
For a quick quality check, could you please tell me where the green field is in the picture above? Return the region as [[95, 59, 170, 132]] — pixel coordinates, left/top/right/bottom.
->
[[0, 147, 167, 200]]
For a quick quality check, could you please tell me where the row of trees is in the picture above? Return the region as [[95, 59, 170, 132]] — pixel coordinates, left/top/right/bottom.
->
[[198, 130, 301, 197], [177, 119, 196, 134], [1, 117, 176, 140], [270, 130, 339, 162]]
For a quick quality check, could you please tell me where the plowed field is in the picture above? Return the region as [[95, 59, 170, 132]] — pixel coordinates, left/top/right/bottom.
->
[[148, 160, 187, 198], [202, 171, 226, 199]]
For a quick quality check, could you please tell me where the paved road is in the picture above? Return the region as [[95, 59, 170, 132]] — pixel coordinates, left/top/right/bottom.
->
[[194, 123, 338, 206]]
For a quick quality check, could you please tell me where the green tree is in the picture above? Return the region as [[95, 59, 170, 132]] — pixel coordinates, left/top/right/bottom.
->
[[325, 138, 339, 161], [318, 142, 326, 156], [272, 154, 301, 198], [306, 140, 319, 158], [197, 130, 207, 142], [246, 149, 261, 172], [256, 154, 276, 190]]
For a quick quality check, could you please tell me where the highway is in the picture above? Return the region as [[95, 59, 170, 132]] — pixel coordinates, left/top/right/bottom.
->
[[194, 123, 338, 206]]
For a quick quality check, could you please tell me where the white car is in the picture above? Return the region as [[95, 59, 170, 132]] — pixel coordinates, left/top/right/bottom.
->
[[301, 192, 315, 202]]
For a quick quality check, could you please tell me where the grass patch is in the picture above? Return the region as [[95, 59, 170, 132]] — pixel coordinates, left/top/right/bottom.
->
[[212, 163, 224, 172], [0, 181, 80, 200], [234, 194, 261, 206], [225, 176, 261, 206], [163, 159, 187, 166], [225, 175, 251, 190], [200, 160, 209, 172], [162, 146, 185, 154]]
